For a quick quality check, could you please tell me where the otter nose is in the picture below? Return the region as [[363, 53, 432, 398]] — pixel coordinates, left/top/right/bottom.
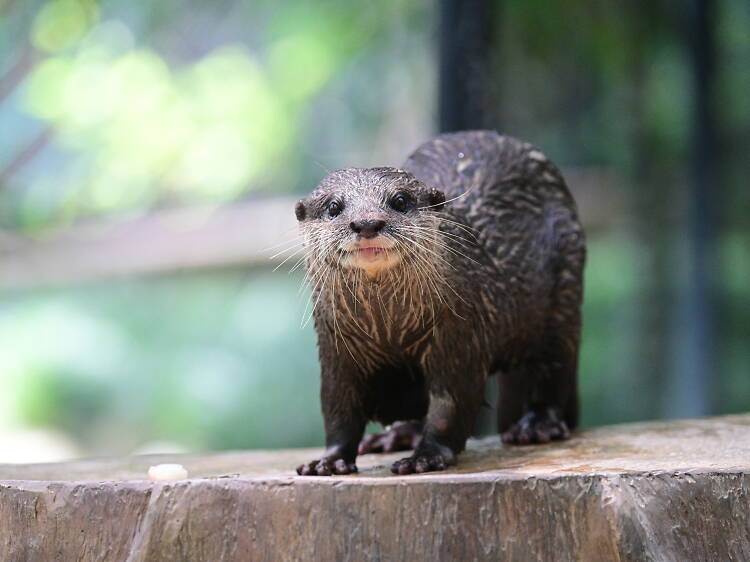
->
[[350, 218, 386, 238]]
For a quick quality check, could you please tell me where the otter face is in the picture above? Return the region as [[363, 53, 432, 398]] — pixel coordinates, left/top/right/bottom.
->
[[295, 167, 446, 278]]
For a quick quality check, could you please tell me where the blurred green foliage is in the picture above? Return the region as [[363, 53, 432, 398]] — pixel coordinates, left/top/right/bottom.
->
[[19, 1, 364, 225], [2, 0, 426, 231], [32, 0, 99, 52]]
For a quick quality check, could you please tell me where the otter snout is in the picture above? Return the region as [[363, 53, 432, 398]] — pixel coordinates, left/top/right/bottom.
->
[[340, 215, 400, 276], [350, 218, 386, 239]]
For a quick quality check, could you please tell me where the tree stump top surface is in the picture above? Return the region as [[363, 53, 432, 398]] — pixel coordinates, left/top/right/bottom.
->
[[1, 413, 748, 483]]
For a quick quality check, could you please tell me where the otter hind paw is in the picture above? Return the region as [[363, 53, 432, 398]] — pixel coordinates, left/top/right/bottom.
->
[[501, 407, 571, 445], [358, 420, 422, 455], [296, 458, 358, 476]]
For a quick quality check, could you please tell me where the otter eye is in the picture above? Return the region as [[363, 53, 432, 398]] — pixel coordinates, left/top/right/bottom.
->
[[390, 194, 409, 212], [327, 200, 343, 217]]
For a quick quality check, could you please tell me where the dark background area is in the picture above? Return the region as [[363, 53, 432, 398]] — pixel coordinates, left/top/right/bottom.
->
[[0, 0, 747, 462]]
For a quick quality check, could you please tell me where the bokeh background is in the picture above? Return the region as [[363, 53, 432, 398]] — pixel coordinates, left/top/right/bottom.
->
[[0, 0, 747, 463]]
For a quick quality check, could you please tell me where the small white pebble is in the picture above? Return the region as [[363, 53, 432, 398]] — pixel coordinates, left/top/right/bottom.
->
[[148, 463, 188, 481]]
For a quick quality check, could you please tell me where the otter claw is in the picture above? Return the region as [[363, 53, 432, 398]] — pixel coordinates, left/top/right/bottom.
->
[[391, 454, 447, 475], [296, 458, 357, 476]]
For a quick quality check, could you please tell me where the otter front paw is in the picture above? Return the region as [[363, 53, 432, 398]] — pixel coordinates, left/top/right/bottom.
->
[[501, 407, 571, 445], [358, 420, 422, 455], [296, 458, 358, 476], [390, 455, 447, 475]]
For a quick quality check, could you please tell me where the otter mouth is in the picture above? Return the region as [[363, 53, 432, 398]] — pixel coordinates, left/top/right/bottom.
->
[[340, 238, 400, 275], [348, 246, 390, 262]]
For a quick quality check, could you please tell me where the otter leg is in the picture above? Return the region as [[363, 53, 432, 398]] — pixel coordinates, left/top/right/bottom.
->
[[391, 381, 485, 475], [297, 352, 368, 476], [499, 265, 582, 444], [297, 385, 367, 475], [498, 330, 580, 445], [358, 420, 423, 455]]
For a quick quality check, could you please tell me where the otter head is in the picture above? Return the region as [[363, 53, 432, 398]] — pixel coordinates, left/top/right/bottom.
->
[[295, 167, 446, 279]]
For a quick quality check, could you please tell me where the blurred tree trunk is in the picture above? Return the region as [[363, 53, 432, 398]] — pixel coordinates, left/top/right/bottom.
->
[[438, 0, 496, 133], [666, 0, 718, 417]]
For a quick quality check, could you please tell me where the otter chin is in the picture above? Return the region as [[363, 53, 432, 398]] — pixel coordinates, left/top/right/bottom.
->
[[341, 238, 401, 276]]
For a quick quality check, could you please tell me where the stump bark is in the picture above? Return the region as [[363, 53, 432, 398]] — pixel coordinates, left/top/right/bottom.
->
[[1, 414, 749, 561]]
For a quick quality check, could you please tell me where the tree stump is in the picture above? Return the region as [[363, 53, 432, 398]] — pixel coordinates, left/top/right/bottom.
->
[[1, 414, 749, 561]]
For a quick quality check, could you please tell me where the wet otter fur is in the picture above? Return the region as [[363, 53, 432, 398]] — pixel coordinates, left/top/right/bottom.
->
[[294, 130, 585, 475]]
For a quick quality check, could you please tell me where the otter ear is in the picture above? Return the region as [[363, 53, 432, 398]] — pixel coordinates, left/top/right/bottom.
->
[[294, 200, 306, 221], [426, 188, 446, 211]]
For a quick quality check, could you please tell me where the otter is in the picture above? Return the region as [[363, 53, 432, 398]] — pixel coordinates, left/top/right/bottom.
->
[[294, 130, 585, 476]]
